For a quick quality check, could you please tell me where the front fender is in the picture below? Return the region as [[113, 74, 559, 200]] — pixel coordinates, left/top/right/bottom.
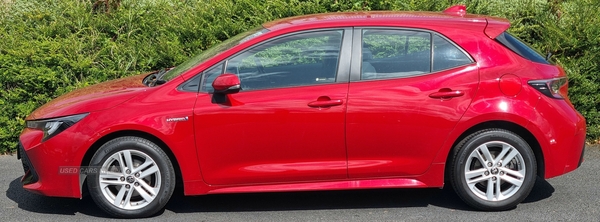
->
[[74, 90, 205, 196]]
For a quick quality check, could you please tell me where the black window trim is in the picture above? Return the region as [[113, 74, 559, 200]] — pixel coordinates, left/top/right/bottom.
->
[[349, 27, 476, 82], [177, 62, 225, 93], [177, 74, 202, 93]]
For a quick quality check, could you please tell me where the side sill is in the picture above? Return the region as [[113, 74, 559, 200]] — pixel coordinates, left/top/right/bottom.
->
[[206, 178, 429, 194]]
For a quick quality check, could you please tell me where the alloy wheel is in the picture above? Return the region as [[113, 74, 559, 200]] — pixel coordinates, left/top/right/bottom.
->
[[464, 141, 526, 201], [99, 149, 162, 210]]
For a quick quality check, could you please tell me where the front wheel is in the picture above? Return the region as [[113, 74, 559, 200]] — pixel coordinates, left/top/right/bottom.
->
[[450, 129, 537, 211], [87, 137, 175, 218]]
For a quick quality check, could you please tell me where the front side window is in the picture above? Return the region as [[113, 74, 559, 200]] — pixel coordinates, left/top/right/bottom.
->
[[200, 63, 225, 92], [223, 30, 343, 91]]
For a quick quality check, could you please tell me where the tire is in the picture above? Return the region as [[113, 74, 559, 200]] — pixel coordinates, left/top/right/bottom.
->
[[450, 129, 537, 211], [87, 137, 176, 218]]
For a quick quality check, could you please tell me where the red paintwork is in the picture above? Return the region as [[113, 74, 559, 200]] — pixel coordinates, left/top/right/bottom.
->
[[443, 5, 467, 17], [212, 73, 240, 91], [193, 84, 348, 185], [347, 65, 479, 179], [27, 74, 148, 120], [499, 74, 522, 96], [485, 18, 512, 39], [19, 6, 585, 200], [206, 178, 428, 194]]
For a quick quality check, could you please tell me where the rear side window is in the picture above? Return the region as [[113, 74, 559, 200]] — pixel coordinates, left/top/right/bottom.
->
[[433, 35, 473, 72], [360, 29, 473, 80], [361, 29, 432, 80], [495, 32, 550, 64]]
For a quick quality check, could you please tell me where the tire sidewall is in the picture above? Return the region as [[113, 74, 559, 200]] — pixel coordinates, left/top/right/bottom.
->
[[88, 137, 175, 218], [453, 130, 537, 210]]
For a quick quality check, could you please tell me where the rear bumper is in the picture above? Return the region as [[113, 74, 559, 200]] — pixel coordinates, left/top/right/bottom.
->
[[532, 96, 586, 179], [556, 111, 586, 177], [578, 144, 585, 168]]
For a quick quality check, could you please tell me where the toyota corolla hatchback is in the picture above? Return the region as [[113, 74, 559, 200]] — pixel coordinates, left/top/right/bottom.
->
[[17, 5, 586, 218]]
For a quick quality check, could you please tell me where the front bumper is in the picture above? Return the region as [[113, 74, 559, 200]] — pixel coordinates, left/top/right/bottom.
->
[[17, 142, 39, 185], [18, 127, 87, 198]]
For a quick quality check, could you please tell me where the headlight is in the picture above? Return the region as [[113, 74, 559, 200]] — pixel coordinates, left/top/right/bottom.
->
[[26, 113, 89, 141]]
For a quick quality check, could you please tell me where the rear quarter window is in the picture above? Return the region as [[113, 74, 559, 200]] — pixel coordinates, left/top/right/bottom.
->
[[495, 32, 550, 64]]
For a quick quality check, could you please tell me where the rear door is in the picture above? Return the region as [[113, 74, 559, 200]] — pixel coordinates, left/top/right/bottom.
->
[[346, 28, 479, 178]]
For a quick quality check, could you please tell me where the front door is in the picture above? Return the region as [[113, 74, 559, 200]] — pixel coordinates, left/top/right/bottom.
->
[[194, 29, 352, 185]]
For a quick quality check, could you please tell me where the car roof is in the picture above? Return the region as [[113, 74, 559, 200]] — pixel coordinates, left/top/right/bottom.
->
[[262, 10, 510, 38]]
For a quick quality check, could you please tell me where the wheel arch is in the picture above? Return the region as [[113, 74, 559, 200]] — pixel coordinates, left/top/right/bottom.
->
[[444, 120, 545, 180], [79, 130, 184, 196]]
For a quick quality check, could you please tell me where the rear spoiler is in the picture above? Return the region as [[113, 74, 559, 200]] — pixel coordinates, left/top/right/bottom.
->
[[443, 5, 510, 39], [484, 18, 511, 39]]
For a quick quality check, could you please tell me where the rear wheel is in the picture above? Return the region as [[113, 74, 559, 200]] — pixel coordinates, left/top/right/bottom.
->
[[88, 137, 175, 218], [450, 129, 537, 210]]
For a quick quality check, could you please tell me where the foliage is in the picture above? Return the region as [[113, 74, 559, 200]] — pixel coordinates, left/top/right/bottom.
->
[[0, 0, 598, 153]]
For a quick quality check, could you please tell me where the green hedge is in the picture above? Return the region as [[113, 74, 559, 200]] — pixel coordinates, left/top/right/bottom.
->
[[0, 0, 598, 153]]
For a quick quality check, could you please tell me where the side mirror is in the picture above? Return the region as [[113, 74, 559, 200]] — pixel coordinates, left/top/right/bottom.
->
[[212, 73, 241, 94]]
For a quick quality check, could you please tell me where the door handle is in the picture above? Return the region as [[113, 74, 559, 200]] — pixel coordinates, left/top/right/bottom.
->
[[429, 88, 464, 99], [308, 96, 343, 107]]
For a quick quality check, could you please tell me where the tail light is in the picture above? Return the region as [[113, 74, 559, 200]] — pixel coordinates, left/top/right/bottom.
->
[[527, 77, 568, 99]]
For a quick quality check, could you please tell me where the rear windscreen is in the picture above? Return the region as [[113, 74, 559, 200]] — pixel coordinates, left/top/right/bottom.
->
[[495, 32, 550, 64]]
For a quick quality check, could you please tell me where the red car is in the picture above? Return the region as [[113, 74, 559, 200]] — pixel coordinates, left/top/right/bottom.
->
[[18, 5, 586, 218]]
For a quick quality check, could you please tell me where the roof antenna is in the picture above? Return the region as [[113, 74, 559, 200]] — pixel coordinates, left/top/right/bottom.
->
[[443, 5, 467, 17]]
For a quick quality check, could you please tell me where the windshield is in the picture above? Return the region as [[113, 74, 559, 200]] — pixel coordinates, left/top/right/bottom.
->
[[161, 26, 269, 81]]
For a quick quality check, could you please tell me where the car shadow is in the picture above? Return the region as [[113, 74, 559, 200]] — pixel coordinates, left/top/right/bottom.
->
[[163, 176, 554, 213], [522, 176, 555, 203], [165, 187, 455, 213], [6, 177, 107, 217], [6, 176, 554, 217]]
